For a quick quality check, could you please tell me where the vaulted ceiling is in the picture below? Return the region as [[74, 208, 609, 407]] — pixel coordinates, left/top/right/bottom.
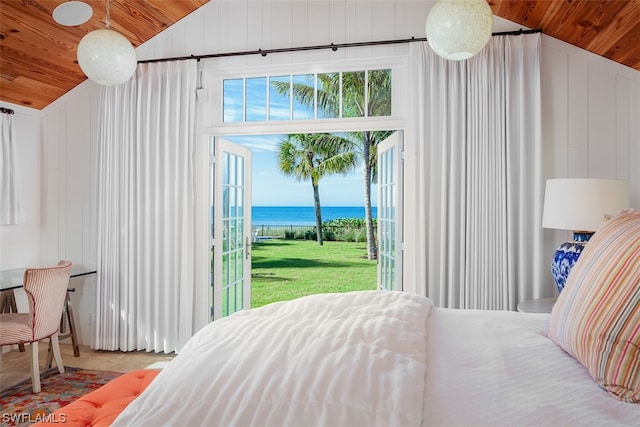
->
[[490, 0, 640, 71], [1, 0, 639, 110], [0, 0, 210, 110]]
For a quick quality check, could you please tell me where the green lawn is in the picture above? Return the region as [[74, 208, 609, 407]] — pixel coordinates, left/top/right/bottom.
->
[[251, 239, 377, 308]]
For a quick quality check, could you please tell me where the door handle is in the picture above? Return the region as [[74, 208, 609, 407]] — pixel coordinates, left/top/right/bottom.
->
[[246, 236, 251, 259]]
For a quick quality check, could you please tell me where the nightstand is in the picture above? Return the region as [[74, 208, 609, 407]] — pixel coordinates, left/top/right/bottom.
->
[[517, 297, 558, 313]]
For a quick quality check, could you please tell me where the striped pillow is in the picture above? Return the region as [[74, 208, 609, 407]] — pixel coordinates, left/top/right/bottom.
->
[[549, 208, 640, 402]]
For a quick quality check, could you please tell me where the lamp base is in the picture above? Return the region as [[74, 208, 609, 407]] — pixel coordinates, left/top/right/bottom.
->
[[551, 231, 594, 293]]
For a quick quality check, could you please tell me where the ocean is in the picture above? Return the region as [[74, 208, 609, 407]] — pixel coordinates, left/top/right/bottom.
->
[[252, 206, 377, 226]]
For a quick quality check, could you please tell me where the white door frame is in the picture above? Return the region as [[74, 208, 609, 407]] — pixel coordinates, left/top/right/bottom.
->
[[198, 54, 414, 311], [377, 131, 404, 291], [211, 137, 252, 320]]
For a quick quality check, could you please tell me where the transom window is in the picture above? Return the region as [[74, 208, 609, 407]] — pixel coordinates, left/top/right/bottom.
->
[[223, 69, 391, 123]]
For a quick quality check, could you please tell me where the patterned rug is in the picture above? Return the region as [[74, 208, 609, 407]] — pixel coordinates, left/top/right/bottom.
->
[[1, 366, 122, 426]]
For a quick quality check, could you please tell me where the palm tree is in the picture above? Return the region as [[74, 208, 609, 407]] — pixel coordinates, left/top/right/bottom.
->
[[272, 70, 392, 259], [344, 129, 393, 259], [278, 133, 357, 245]]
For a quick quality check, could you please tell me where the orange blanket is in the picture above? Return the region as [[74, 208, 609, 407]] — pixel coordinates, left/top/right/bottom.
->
[[33, 369, 160, 427]]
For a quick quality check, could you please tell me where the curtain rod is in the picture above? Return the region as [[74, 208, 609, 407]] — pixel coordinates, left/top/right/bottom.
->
[[138, 28, 541, 65], [0, 107, 14, 115]]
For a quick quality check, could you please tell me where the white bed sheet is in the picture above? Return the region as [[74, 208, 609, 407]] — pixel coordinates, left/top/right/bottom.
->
[[422, 308, 640, 426]]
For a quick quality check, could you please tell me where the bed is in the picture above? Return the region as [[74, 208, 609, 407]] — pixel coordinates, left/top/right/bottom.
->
[[38, 209, 640, 426]]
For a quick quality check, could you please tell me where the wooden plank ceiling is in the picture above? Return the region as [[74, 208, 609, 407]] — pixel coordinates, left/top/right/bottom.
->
[[489, 0, 640, 71], [0, 0, 210, 109], [1, 0, 639, 110]]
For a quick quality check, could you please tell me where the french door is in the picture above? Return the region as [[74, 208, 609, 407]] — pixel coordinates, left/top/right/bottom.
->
[[377, 131, 403, 291], [211, 137, 252, 320]]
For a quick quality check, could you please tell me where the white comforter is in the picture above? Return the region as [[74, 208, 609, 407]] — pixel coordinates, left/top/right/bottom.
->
[[114, 291, 640, 426], [113, 291, 432, 427]]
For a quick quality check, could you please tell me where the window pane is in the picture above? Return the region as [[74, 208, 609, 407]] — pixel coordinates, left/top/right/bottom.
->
[[317, 73, 340, 119], [223, 69, 391, 122], [236, 155, 244, 187], [269, 76, 291, 120], [236, 276, 243, 312], [368, 69, 392, 117], [236, 187, 244, 218], [223, 79, 243, 122], [223, 152, 230, 185], [246, 77, 267, 122], [342, 71, 365, 118], [292, 74, 315, 120], [230, 181, 237, 218], [223, 254, 229, 286], [222, 220, 230, 251]]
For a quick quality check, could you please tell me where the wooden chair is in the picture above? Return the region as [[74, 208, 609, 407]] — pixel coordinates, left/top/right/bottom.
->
[[0, 260, 72, 392]]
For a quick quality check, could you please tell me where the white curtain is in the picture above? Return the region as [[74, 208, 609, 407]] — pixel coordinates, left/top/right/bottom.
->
[[0, 111, 24, 225], [410, 35, 543, 310], [94, 60, 209, 352]]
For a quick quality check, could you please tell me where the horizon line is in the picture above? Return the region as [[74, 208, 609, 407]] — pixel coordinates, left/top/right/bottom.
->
[[211, 205, 379, 209]]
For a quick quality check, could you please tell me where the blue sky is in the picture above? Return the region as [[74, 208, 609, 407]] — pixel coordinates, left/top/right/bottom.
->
[[223, 76, 377, 207], [226, 134, 376, 207]]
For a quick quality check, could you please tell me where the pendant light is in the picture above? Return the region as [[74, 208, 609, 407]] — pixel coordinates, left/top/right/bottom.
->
[[77, 0, 137, 85], [425, 0, 494, 61]]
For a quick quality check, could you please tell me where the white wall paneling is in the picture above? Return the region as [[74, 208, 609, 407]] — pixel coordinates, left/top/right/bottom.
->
[[567, 56, 588, 177], [588, 64, 618, 177], [615, 76, 630, 180], [183, 7, 207, 57], [2, 0, 635, 346], [37, 81, 101, 347], [630, 88, 640, 208], [539, 35, 640, 294]]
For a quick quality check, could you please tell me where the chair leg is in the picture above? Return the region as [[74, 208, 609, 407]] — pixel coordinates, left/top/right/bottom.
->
[[29, 341, 41, 393], [50, 333, 65, 374]]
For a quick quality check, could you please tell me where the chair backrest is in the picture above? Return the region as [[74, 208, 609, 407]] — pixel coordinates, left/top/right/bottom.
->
[[23, 260, 73, 341]]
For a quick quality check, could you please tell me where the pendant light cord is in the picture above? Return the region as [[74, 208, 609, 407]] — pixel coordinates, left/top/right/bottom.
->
[[105, 0, 111, 29]]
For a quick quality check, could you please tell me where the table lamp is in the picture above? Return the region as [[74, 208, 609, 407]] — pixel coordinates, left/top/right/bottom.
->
[[542, 178, 629, 293]]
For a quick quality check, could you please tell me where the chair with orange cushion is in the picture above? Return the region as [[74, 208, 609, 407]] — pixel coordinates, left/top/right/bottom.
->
[[0, 260, 72, 392]]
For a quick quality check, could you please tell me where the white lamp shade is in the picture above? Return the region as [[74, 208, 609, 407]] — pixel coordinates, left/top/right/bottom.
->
[[425, 0, 494, 61], [542, 178, 629, 232], [77, 28, 137, 86]]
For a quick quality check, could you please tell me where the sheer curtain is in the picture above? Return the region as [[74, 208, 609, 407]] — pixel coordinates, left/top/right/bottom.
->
[[410, 34, 543, 310], [1, 111, 23, 225], [94, 60, 209, 352]]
